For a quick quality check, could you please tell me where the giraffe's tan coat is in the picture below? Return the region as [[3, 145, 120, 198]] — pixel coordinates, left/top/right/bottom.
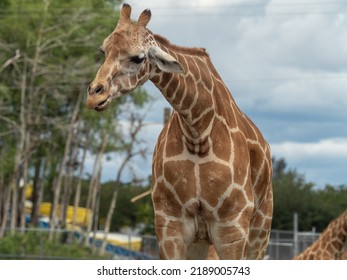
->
[[87, 4, 273, 260], [294, 209, 347, 260]]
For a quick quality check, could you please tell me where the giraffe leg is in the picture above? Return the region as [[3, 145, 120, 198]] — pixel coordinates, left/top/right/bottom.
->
[[247, 195, 273, 259], [206, 245, 219, 260], [157, 233, 187, 259], [247, 227, 271, 259], [155, 215, 195, 260], [210, 222, 249, 260], [156, 226, 187, 259], [187, 241, 210, 259]]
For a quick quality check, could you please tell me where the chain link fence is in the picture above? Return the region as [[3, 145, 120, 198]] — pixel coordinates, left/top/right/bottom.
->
[[0, 227, 321, 260], [0, 227, 159, 260], [266, 229, 320, 259]]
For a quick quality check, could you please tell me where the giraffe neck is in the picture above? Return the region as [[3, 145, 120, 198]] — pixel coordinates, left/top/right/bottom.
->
[[294, 210, 347, 260], [150, 37, 234, 143], [324, 210, 347, 253]]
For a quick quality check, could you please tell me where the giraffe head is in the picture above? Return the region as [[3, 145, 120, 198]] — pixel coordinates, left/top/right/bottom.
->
[[87, 3, 184, 111]]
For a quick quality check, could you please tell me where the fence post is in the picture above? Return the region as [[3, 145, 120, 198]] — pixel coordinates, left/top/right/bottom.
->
[[40, 231, 43, 259], [128, 234, 131, 250], [293, 212, 299, 257], [275, 230, 279, 259]]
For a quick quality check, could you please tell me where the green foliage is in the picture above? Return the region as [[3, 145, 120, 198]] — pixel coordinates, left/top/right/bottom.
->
[[47, 178, 155, 235], [0, 0, 151, 196], [127, 87, 153, 108], [0, 0, 10, 9], [0, 231, 109, 259], [272, 157, 347, 232], [313, 185, 347, 230], [98, 182, 154, 234], [0, 0, 120, 163], [135, 198, 155, 234]]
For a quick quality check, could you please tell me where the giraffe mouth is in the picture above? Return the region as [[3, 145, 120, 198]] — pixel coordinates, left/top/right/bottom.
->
[[95, 96, 111, 111]]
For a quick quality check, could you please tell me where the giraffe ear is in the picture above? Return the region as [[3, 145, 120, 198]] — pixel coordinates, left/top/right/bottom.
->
[[117, 3, 132, 27], [137, 9, 151, 27], [149, 46, 185, 74]]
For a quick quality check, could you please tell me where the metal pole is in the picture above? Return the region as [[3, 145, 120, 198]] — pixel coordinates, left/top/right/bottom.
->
[[275, 230, 279, 259], [128, 234, 131, 250], [293, 212, 299, 257]]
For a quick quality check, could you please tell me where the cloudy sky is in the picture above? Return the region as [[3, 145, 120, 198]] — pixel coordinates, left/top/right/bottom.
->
[[93, 0, 347, 188]]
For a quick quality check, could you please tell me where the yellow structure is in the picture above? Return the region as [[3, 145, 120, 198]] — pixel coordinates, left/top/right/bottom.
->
[[24, 187, 142, 252], [90, 232, 142, 251], [25, 184, 33, 199], [24, 185, 91, 226], [39, 203, 91, 227]]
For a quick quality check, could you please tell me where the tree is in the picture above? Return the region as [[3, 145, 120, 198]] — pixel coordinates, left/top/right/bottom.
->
[[271, 157, 347, 232], [272, 157, 317, 230], [0, 0, 152, 239], [99, 111, 149, 254], [313, 185, 347, 230], [48, 89, 83, 240], [97, 181, 153, 234], [1, 0, 122, 236]]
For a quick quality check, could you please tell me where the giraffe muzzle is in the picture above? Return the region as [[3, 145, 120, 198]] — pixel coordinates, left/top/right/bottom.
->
[[94, 96, 111, 111], [86, 82, 113, 111]]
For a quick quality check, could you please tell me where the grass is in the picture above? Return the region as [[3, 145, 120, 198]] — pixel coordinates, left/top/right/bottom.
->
[[0, 230, 111, 259]]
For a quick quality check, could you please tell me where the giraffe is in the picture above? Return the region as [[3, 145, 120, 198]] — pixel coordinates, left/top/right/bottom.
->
[[86, 4, 273, 260], [294, 209, 347, 260]]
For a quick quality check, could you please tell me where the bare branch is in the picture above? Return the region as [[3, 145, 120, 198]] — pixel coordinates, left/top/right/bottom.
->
[[0, 49, 21, 73], [39, 25, 80, 53], [0, 115, 20, 131], [0, 129, 16, 137], [130, 189, 151, 203]]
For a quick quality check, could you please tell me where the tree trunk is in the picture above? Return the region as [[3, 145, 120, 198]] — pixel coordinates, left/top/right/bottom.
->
[[84, 130, 107, 247], [0, 49, 21, 230], [99, 153, 132, 255], [92, 171, 101, 254], [10, 178, 19, 232], [99, 113, 147, 255], [61, 136, 79, 228], [18, 0, 51, 233], [0, 186, 11, 237], [19, 133, 30, 232], [72, 141, 87, 228], [61, 171, 72, 230], [49, 90, 83, 240], [0, 169, 3, 224], [12, 63, 27, 233], [31, 159, 47, 226]]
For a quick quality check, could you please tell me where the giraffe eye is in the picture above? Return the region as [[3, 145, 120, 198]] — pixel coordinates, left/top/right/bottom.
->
[[130, 54, 145, 64]]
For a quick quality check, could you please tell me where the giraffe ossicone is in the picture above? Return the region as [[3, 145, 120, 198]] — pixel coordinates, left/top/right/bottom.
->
[[87, 3, 273, 260]]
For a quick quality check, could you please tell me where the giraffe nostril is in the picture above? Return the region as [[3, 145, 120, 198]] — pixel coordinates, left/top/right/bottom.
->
[[95, 84, 104, 95]]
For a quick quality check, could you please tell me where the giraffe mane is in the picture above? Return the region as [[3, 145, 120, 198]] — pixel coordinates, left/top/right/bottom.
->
[[153, 34, 209, 57]]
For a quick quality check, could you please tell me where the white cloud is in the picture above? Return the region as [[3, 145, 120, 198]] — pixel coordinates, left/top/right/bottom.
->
[[260, 78, 347, 117], [224, 3, 347, 114], [95, 1, 347, 186], [271, 138, 347, 160], [271, 138, 347, 186]]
